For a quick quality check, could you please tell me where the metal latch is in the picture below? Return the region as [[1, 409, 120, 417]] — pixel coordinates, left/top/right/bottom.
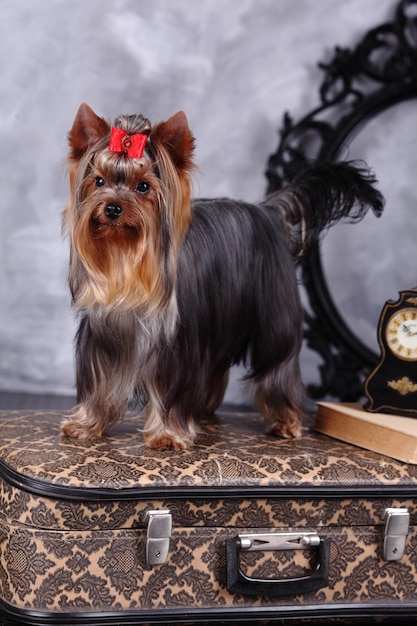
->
[[144, 510, 172, 565], [383, 508, 409, 561], [237, 531, 321, 551]]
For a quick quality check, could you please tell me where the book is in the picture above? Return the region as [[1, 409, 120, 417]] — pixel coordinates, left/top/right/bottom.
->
[[314, 402, 417, 464]]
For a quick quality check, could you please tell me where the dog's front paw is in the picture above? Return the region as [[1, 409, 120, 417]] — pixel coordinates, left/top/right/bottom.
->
[[143, 408, 199, 450], [61, 405, 107, 440], [61, 420, 105, 440], [145, 432, 191, 451]]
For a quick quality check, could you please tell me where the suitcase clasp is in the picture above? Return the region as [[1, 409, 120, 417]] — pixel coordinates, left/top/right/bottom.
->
[[383, 507, 409, 561], [144, 509, 172, 566]]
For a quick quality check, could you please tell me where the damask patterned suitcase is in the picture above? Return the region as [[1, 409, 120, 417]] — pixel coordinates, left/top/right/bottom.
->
[[0, 409, 417, 624]]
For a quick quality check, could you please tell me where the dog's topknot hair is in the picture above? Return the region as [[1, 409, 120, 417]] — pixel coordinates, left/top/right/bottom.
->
[[114, 114, 152, 137]]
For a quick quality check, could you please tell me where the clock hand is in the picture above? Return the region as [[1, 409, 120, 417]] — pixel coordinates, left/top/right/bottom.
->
[[403, 323, 417, 336]]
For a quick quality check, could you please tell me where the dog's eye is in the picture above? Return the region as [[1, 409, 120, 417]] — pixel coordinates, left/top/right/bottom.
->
[[136, 181, 151, 194], [95, 176, 105, 187]]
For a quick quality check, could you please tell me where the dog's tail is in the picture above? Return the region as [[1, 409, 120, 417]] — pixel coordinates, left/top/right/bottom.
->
[[263, 161, 384, 257]]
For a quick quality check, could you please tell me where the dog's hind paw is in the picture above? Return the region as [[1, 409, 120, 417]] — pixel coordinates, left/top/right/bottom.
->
[[267, 410, 302, 439]]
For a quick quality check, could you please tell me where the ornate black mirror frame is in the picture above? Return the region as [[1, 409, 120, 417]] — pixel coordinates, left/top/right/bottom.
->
[[265, 0, 417, 401]]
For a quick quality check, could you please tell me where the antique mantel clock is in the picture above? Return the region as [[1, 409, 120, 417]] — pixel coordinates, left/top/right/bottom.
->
[[364, 289, 417, 417]]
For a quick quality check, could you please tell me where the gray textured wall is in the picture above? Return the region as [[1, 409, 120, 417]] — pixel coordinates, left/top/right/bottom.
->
[[0, 0, 401, 401]]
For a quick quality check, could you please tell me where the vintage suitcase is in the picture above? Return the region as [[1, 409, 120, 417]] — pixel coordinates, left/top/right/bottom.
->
[[0, 409, 416, 624]]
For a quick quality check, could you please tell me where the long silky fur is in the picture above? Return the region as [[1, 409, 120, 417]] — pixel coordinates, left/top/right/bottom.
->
[[148, 167, 384, 442], [63, 105, 384, 449]]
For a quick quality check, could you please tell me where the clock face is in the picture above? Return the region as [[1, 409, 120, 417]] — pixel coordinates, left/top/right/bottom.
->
[[385, 307, 417, 361]]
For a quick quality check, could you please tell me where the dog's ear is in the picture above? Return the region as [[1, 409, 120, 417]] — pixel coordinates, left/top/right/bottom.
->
[[68, 103, 110, 160], [151, 111, 195, 171]]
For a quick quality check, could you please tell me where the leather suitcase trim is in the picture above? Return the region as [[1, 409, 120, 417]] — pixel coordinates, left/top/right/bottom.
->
[[1, 456, 417, 501], [2, 599, 417, 624]]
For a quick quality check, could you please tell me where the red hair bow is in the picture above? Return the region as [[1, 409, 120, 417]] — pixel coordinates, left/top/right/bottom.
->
[[109, 127, 148, 159]]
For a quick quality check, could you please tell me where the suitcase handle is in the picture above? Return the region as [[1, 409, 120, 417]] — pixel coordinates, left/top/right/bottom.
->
[[226, 533, 330, 597]]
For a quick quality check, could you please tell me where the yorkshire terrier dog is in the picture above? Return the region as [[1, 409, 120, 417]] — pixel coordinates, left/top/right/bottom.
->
[[62, 102, 383, 449]]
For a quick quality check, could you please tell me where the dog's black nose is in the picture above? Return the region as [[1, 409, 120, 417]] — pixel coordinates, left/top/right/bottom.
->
[[105, 204, 123, 220]]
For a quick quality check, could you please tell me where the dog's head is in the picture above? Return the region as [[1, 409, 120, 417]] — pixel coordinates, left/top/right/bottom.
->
[[64, 103, 195, 311]]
